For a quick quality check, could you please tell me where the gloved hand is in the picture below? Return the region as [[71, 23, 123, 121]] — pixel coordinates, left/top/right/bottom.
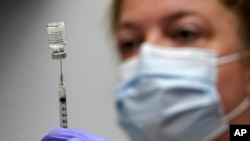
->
[[41, 128, 108, 141]]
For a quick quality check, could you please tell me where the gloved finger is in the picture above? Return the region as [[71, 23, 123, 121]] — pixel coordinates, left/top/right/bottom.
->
[[41, 128, 73, 141], [52, 128, 107, 141], [41, 128, 108, 141], [68, 138, 83, 141]]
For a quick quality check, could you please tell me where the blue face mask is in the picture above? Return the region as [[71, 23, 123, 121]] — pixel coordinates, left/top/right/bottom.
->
[[115, 43, 250, 141]]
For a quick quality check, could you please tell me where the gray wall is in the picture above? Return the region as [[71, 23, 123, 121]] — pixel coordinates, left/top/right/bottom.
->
[[0, 0, 128, 141]]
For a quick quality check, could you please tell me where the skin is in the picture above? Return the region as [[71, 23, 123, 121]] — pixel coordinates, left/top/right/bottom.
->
[[116, 0, 250, 140]]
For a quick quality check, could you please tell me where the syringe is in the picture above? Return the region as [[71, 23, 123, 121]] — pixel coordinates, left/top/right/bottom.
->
[[46, 22, 68, 128]]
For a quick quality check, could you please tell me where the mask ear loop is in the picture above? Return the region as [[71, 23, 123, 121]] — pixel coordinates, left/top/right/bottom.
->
[[218, 51, 250, 66], [218, 53, 240, 66], [225, 98, 250, 121], [201, 98, 250, 141], [218, 51, 250, 120]]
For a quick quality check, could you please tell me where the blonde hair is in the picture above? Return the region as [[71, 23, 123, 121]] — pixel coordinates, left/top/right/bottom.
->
[[110, 0, 123, 34]]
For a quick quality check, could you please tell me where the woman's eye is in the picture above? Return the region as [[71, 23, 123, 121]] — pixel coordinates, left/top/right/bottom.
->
[[173, 28, 200, 43], [119, 39, 139, 54]]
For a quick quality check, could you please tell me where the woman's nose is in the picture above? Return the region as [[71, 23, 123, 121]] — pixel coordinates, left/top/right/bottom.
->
[[144, 28, 171, 47]]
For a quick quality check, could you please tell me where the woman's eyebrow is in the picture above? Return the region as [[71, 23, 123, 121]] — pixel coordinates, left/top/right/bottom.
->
[[117, 21, 142, 33], [161, 11, 211, 26]]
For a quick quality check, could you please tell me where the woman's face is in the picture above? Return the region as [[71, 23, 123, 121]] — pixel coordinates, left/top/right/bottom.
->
[[117, 0, 250, 140]]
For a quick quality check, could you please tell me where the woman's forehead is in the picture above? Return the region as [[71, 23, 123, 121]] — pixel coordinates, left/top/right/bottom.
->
[[118, 0, 237, 32], [119, 0, 230, 24]]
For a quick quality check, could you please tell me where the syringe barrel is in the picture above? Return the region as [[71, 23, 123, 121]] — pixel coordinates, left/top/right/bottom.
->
[[59, 84, 68, 128]]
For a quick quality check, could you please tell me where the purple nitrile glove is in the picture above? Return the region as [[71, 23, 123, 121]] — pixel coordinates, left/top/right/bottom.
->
[[41, 128, 108, 141]]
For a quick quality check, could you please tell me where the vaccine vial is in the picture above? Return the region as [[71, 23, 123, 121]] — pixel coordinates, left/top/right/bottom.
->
[[47, 22, 66, 53]]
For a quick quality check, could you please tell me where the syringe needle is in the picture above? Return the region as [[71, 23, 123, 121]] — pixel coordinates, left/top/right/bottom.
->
[[60, 59, 64, 84], [60, 59, 62, 75]]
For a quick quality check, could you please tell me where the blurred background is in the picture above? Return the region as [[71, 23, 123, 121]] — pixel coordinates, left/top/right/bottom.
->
[[0, 0, 128, 140]]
